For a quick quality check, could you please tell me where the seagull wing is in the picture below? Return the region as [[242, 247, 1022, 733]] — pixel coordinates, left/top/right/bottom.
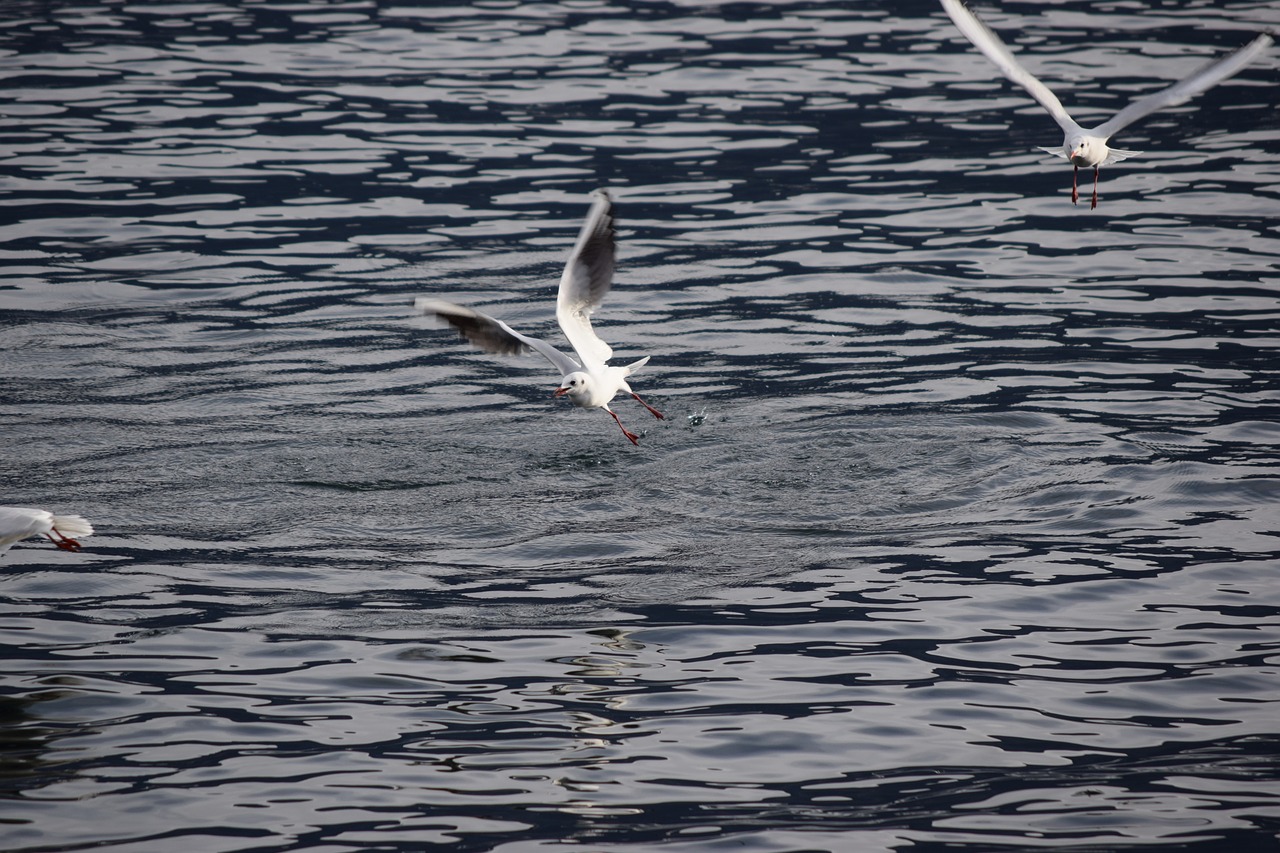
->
[[416, 297, 581, 377], [1093, 33, 1273, 139], [556, 188, 616, 370], [941, 0, 1082, 135]]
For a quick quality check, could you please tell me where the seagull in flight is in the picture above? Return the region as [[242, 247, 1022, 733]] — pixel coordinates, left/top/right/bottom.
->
[[940, 0, 1274, 208], [0, 507, 94, 555], [417, 189, 664, 446]]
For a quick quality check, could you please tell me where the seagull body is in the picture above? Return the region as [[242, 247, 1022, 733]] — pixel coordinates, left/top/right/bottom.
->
[[940, 0, 1273, 208], [417, 189, 664, 445], [0, 507, 93, 555]]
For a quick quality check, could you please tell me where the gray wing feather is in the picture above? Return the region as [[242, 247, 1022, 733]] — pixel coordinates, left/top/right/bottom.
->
[[1094, 33, 1274, 139], [556, 188, 616, 369], [416, 297, 580, 376], [941, 0, 1081, 135]]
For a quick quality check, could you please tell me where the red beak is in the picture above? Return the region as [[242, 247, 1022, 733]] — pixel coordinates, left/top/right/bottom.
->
[[553, 387, 568, 397]]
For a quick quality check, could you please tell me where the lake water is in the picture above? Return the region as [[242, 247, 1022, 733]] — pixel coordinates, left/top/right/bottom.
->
[[2, 1, 1279, 851]]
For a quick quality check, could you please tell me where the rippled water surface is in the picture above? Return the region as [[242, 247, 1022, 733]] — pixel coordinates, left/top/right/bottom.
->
[[2, 1, 1279, 851]]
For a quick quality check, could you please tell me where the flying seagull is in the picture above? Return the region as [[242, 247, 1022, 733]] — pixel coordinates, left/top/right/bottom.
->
[[417, 189, 664, 445], [0, 507, 94, 555], [940, 0, 1273, 208]]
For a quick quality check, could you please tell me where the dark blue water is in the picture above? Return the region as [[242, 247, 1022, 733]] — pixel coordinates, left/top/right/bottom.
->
[[2, 1, 1279, 851]]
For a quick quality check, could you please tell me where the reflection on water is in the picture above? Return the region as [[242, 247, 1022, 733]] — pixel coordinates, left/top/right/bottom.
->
[[2, 1, 1279, 851]]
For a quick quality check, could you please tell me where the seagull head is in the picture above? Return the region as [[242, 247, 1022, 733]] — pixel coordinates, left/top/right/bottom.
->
[[1066, 135, 1107, 167], [554, 372, 594, 406]]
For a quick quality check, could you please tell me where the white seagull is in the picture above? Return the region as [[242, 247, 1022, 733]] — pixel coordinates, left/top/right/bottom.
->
[[417, 188, 664, 446], [940, 0, 1274, 208], [0, 507, 94, 555]]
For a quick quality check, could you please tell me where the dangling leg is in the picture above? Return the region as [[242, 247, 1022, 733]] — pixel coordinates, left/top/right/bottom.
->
[[1071, 164, 1079, 206], [630, 392, 664, 421], [46, 529, 83, 552], [606, 407, 640, 445], [1090, 166, 1099, 210]]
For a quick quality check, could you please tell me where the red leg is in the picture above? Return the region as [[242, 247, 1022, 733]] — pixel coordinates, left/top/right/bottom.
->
[[607, 408, 640, 445], [630, 392, 664, 420], [1090, 167, 1099, 210], [46, 530, 82, 552], [1071, 165, 1079, 206]]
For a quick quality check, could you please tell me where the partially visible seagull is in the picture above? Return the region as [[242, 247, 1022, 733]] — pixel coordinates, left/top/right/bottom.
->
[[940, 0, 1274, 208], [417, 188, 664, 446], [0, 507, 94, 555]]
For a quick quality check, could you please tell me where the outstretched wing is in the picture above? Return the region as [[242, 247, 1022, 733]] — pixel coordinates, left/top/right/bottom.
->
[[941, 0, 1082, 136], [416, 297, 580, 377], [1094, 32, 1273, 139], [556, 188, 616, 370]]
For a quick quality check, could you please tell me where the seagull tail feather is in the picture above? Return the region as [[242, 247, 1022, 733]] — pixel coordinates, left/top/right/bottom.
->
[[1104, 148, 1141, 165], [50, 515, 94, 538], [622, 355, 650, 375]]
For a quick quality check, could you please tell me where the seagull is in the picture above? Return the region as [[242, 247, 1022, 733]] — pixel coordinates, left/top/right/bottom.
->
[[416, 188, 664, 446], [940, 0, 1274, 208], [0, 507, 94, 555]]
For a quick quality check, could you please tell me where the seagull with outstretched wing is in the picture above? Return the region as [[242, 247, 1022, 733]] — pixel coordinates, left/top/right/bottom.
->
[[417, 189, 664, 446], [940, 0, 1273, 208]]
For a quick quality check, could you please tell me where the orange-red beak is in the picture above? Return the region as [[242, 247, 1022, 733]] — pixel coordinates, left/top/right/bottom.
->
[[553, 386, 568, 397]]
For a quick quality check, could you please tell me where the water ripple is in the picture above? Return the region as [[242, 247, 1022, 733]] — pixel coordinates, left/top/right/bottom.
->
[[3, 1, 1279, 851]]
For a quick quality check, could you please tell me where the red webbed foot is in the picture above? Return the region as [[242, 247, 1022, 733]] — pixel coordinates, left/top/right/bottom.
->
[[47, 531, 83, 552], [607, 408, 641, 445]]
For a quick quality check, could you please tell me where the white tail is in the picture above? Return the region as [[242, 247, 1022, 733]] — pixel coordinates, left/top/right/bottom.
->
[[50, 515, 94, 539], [1102, 148, 1142, 166], [623, 355, 650, 374]]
